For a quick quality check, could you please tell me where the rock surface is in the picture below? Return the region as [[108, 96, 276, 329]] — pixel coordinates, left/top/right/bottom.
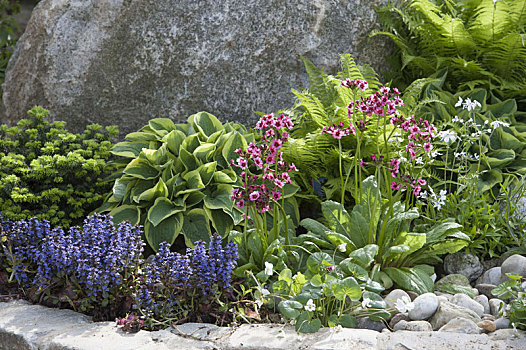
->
[[384, 289, 410, 309], [393, 320, 433, 332], [449, 293, 485, 317], [439, 317, 481, 334], [429, 301, 482, 330], [408, 293, 439, 320], [501, 255, 526, 279], [477, 267, 504, 286], [443, 252, 484, 282], [474, 295, 490, 315], [2, 0, 391, 136]]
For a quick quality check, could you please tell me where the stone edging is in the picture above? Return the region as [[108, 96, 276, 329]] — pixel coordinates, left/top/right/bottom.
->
[[1, 300, 525, 350]]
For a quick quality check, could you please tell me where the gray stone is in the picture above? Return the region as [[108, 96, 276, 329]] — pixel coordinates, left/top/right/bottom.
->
[[436, 274, 472, 287], [474, 295, 490, 315], [393, 320, 433, 332], [444, 253, 484, 282], [408, 293, 439, 321], [356, 316, 387, 332], [384, 289, 411, 309], [1, 0, 392, 137], [439, 317, 482, 334], [450, 293, 485, 317], [477, 267, 504, 286], [501, 255, 526, 279], [477, 320, 497, 333], [407, 290, 419, 301], [436, 295, 450, 304], [475, 283, 498, 299], [494, 317, 510, 329], [489, 299, 506, 317], [489, 328, 526, 341], [429, 301, 482, 330], [388, 312, 410, 329]]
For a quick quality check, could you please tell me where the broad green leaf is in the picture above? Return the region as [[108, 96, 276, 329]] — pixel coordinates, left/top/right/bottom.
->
[[278, 300, 303, 319], [163, 130, 186, 156], [203, 184, 233, 211], [205, 208, 234, 237], [123, 158, 159, 179], [383, 267, 434, 294], [183, 191, 206, 207], [300, 218, 331, 236], [213, 169, 237, 183], [334, 276, 361, 301], [137, 178, 169, 202], [296, 312, 322, 333], [147, 197, 184, 226], [435, 283, 476, 298], [282, 183, 300, 198], [321, 200, 352, 235], [477, 169, 503, 193], [179, 148, 199, 171], [339, 315, 357, 328], [144, 213, 183, 251], [109, 205, 140, 226], [111, 142, 147, 158], [426, 222, 463, 243], [222, 131, 247, 164], [125, 131, 159, 142], [189, 111, 224, 137], [349, 244, 379, 268], [363, 291, 386, 308], [278, 268, 293, 284], [340, 259, 369, 281], [197, 162, 217, 186], [193, 143, 216, 163], [325, 232, 356, 250], [349, 209, 369, 248], [364, 279, 385, 293], [149, 118, 176, 135], [306, 252, 334, 274], [486, 149, 515, 168], [112, 179, 129, 201], [183, 169, 205, 189], [182, 208, 211, 246]]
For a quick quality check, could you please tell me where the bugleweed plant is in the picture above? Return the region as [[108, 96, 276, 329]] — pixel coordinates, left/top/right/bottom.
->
[[133, 234, 238, 329], [0, 214, 144, 320], [0, 106, 118, 228], [229, 113, 300, 276]]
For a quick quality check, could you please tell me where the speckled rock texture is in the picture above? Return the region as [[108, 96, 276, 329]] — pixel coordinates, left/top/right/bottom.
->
[[1, 0, 391, 137]]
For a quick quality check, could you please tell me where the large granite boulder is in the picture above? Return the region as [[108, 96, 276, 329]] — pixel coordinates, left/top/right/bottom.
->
[[1, 0, 391, 136]]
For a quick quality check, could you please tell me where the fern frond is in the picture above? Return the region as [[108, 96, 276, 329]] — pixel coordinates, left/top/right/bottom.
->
[[485, 33, 526, 82], [469, 0, 513, 45], [301, 56, 337, 109]]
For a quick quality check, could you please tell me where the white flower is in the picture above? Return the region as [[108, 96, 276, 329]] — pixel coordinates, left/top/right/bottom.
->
[[455, 96, 463, 107], [462, 97, 482, 111], [439, 189, 447, 201], [452, 115, 461, 123], [430, 150, 442, 158], [264, 261, 273, 276], [418, 190, 427, 199], [305, 299, 316, 312], [471, 153, 480, 161], [438, 130, 457, 144], [490, 120, 510, 130], [261, 288, 270, 297], [415, 157, 424, 165], [394, 296, 415, 313], [337, 243, 347, 253], [362, 297, 372, 308]]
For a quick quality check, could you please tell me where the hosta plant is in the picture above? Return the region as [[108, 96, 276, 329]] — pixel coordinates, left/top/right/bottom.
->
[[99, 112, 254, 251], [0, 106, 118, 227]]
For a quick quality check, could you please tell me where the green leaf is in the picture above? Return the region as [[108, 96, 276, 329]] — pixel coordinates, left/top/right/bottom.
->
[[111, 142, 147, 158], [109, 205, 140, 226], [179, 148, 199, 171], [164, 130, 186, 156], [137, 178, 169, 202], [183, 169, 205, 189], [189, 112, 224, 137], [197, 162, 217, 187], [123, 158, 159, 179], [306, 252, 334, 274], [296, 313, 322, 333], [321, 200, 352, 235], [349, 209, 369, 248], [278, 300, 303, 319], [182, 208, 211, 246], [147, 197, 185, 226], [112, 179, 129, 201], [204, 184, 234, 211], [144, 213, 183, 251], [222, 131, 247, 165], [334, 276, 361, 301], [435, 284, 476, 298], [213, 169, 237, 183], [349, 244, 379, 268], [149, 118, 176, 136], [205, 208, 234, 237], [363, 291, 386, 309], [339, 315, 357, 328], [340, 259, 370, 281], [193, 143, 216, 163], [383, 267, 434, 294]]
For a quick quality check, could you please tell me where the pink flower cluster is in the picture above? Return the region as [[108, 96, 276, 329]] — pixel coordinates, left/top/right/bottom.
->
[[347, 86, 403, 118], [391, 115, 436, 160], [321, 122, 356, 139], [231, 114, 297, 214], [341, 78, 368, 91]]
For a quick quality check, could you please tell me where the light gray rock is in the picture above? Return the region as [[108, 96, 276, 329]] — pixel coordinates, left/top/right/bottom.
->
[[429, 301, 482, 330], [2, 0, 392, 137], [356, 316, 387, 332], [388, 312, 410, 329], [501, 255, 526, 279], [450, 293, 485, 317], [439, 317, 482, 334], [477, 320, 497, 333], [384, 289, 411, 309], [494, 317, 510, 329], [444, 252, 484, 282], [436, 295, 450, 304], [436, 274, 472, 287], [408, 293, 439, 321], [489, 328, 526, 341], [478, 267, 505, 286], [474, 295, 490, 315], [393, 320, 433, 332], [476, 283, 498, 299], [489, 299, 506, 317]]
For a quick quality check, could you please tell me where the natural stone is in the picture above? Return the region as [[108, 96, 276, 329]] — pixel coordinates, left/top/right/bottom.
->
[[384, 289, 411, 309], [435, 274, 472, 287], [406, 291, 419, 301], [439, 317, 481, 334], [408, 293, 439, 321], [494, 317, 510, 329], [449, 293, 485, 317], [2, 0, 392, 137], [490, 328, 526, 341], [489, 299, 506, 317], [477, 267, 504, 286], [443, 252, 484, 282], [501, 255, 526, 279], [474, 295, 490, 315], [477, 320, 497, 333], [393, 320, 433, 332], [475, 283, 498, 299], [388, 312, 410, 329], [429, 301, 482, 330], [356, 316, 387, 332]]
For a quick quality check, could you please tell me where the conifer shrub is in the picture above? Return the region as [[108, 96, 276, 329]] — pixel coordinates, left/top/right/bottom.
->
[[0, 106, 118, 227]]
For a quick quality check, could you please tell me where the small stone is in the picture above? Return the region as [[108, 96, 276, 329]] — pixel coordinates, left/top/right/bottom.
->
[[384, 289, 411, 309], [489, 299, 506, 317], [435, 274, 471, 287], [482, 314, 495, 321], [443, 253, 484, 282], [439, 317, 481, 334], [490, 328, 526, 340], [477, 267, 504, 286], [434, 292, 453, 300], [474, 295, 490, 315], [406, 291, 419, 301], [449, 293, 485, 317], [501, 254, 526, 278], [408, 293, 439, 321], [393, 320, 433, 332], [389, 312, 410, 329], [429, 301, 481, 330], [436, 295, 449, 304], [356, 316, 386, 332], [494, 317, 510, 329], [475, 283, 497, 299], [477, 320, 497, 333], [471, 288, 479, 296]]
